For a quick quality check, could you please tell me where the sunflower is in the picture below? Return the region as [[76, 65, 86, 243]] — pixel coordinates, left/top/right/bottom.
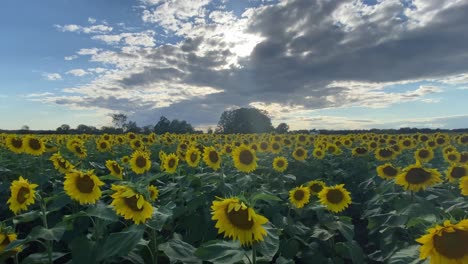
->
[[130, 139, 144, 150], [258, 141, 270, 152], [318, 184, 352, 213], [0, 231, 21, 253], [416, 219, 468, 264], [96, 139, 111, 152], [130, 150, 151, 174], [460, 176, 468, 196], [121, 155, 130, 164], [272, 156, 288, 173], [163, 153, 179, 174], [50, 152, 74, 174], [306, 180, 326, 195], [183, 146, 199, 168], [374, 148, 395, 161], [232, 145, 257, 173], [399, 138, 416, 150], [270, 142, 282, 154], [111, 185, 153, 224], [458, 135, 468, 145], [222, 144, 234, 155], [395, 162, 442, 192], [70, 142, 87, 159], [23, 135, 46, 156], [5, 135, 24, 154], [326, 144, 342, 155], [211, 197, 268, 246], [444, 151, 461, 163], [289, 186, 311, 208], [313, 148, 325, 159], [376, 163, 400, 180], [7, 176, 38, 214], [415, 148, 434, 163], [352, 146, 368, 156], [203, 146, 221, 171], [292, 147, 308, 161], [105, 160, 123, 180], [148, 185, 159, 201], [64, 170, 104, 205], [446, 164, 468, 182]]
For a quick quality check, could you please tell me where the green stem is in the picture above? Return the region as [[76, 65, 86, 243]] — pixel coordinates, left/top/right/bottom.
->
[[252, 246, 257, 264], [150, 228, 158, 264], [39, 196, 53, 264]]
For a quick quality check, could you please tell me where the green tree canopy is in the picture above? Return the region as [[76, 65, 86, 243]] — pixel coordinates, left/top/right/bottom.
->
[[216, 108, 274, 134]]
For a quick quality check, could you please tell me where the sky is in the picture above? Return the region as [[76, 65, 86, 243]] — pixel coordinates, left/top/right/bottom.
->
[[1, 0, 467, 131]]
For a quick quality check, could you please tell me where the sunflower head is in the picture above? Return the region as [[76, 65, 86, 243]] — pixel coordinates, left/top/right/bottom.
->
[[111, 185, 154, 224], [211, 197, 268, 246], [7, 176, 38, 215], [96, 139, 111, 152], [414, 148, 434, 163], [395, 162, 442, 192], [460, 176, 468, 196], [148, 185, 159, 201], [318, 184, 352, 213], [375, 148, 395, 161], [0, 231, 22, 254], [289, 186, 311, 208], [272, 156, 288, 173], [306, 180, 326, 195], [376, 163, 400, 180], [50, 152, 75, 174], [232, 145, 257, 173], [352, 146, 368, 156], [23, 135, 46, 156], [446, 164, 468, 182], [444, 151, 461, 163], [203, 146, 221, 171], [130, 150, 151, 174], [416, 219, 468, 263], [313, 148, 325, 159], [163, 153, 179, 174], [105, 160, 123, 179], [292, 147, 308, 161], [5, 135, 24, 154], [64, 170, 104, 205], [185, 146, 201, 168]]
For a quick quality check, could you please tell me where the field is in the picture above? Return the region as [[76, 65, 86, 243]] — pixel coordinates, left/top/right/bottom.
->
[[0, 132, 467, 264]]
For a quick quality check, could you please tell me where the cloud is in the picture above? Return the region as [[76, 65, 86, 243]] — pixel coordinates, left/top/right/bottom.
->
[[43, 0, 468, 129], [64, 55, 78, 61], [66, 69, 89, 77], [43, 73, 62, 81], [88, 17, 97, 24], [55, 24, 113, 34]]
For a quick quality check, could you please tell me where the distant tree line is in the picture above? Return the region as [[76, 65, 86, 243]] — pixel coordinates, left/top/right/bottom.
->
[[1, 108, 466, 135]]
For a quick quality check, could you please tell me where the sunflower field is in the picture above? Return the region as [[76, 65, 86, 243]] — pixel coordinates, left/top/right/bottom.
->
[[0, 132, 467, 264]]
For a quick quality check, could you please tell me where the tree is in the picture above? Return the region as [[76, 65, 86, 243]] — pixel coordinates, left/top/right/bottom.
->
[[275, 123, 289, 134], [154, 116, 171, 134], [111, 113, 128, 129], [21, 125, 30, 131], [154, 116, 195, 134], [56, 124, 71, 134], [216, 108, 274, 134], [123, 121, 140, 133]]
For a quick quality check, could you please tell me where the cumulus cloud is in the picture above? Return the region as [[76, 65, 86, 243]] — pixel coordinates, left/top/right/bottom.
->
[[66, 69, 89, 77], [44, 0, 468, 129], [55, 24, 113, 34], [43, 73, 62, 81]]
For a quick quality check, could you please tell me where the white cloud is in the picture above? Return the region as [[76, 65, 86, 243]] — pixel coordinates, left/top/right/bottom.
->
[[92, 31, 156, 47], [55, 24, 113, 34], [64, 55, 78, 61], [66, 69, 89, 77], [43, 73, 62, 81], [88, 17, 97, 24]]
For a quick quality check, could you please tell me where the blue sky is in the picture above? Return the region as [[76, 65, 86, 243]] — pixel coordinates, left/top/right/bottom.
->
[[1, 0, 467, 131]]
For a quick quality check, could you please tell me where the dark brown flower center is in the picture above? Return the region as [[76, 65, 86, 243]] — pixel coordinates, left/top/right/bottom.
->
[[461, 136, 468, 144], [225, 146, 232, 153], [379, 149, 393, 158], [74, 146, 84, 155], [315, 150, 323, 156], [326, 190, 344, 204], [260, 142, 268, 150], [12, 138, 23, 149], [168, 158, 176, 168], [209, 151, 219, 163], [403, 140, 411, 147], [295, 149, 305, 157], [433, 229, 468, 259], [294, 189, 305, 201], [225, 206, 254, 230], [112, 163, 121, 175], [310, 183, 323, 193], [0, 234, 11, 246], [239, 150, 254, 165], [29, 138, 41, 150], [405, 168, 431, 184], [16, 187, 30, 204], [436, 138, 445, 144], [124, 196, 144, 212], [460, 153, 468, 163], [418, 150, 430, 159], [298, 135, 306, 142], [383, 166, 398, 177], [276, 159, 285, 168], [190, 152, 198, 163], [135, 156, 147, 168], [451, 167, 466, 179], [420, 135, 429, 142], [100, 142, 107, 149], [447, 154, 458, 161], [272, 143, 280, 150], [355, 147, 367, 154], [76, 175, 95, 193]]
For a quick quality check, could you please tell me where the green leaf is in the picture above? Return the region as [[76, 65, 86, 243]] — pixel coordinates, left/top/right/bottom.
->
[[275, 256, 295, 264], [311, 227, 334, 241], [335, 241, 365, 264], [29, 224, 67, 241], [251, 193, 282, 204], [254, 223, 280, 261], [336, 219, 354, 242], [86, 201, 118, 222], [146, 203, 174, 231], [70, 236, 97, 264], [12, 210, 40, 224], [98, 225, 145, 261], [46, 193, 72, 213], [388, 245, 425, 264], [195, 240, 245, 264], [158, 237, 201, 264], [22, 252, 67, 264]]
